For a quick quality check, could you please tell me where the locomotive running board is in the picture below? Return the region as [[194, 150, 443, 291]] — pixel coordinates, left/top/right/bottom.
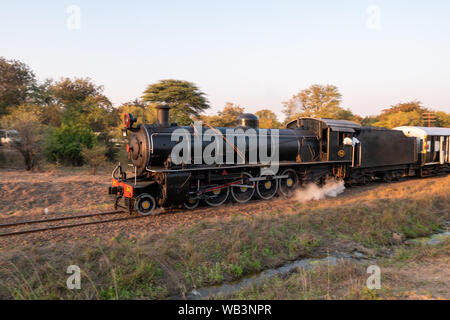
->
[[146, 160, 351, 173]]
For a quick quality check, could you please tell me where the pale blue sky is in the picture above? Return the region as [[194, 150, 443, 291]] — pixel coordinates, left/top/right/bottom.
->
[[1, 0, 449, 120]]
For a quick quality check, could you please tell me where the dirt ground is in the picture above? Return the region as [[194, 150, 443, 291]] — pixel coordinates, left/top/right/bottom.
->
[[0, 168, 111, 217]]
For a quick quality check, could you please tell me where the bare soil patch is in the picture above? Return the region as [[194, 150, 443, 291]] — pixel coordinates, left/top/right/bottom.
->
[[0, 169, 111, 217]]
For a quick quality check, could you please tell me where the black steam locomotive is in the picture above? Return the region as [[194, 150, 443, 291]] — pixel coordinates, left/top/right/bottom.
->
[[109, 104, 450, 215]]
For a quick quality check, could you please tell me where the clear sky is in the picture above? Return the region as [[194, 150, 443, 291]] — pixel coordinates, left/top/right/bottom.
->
[[1, 0, 449, 120]]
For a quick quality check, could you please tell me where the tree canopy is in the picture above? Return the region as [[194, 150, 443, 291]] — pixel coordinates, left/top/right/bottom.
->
[[282, 84, 358, 122], [435, 111, 450, 127], [0, 57, 37, 115], [51, 77, 109, 106], [255, 109, 281, 129], [116, 99, 156, 125], [50, 77, 115, 131], [373, 101, 426, 128], [142, 79, 210, 125], [201, 102, 244, 127], [113, 99, 157, 137]]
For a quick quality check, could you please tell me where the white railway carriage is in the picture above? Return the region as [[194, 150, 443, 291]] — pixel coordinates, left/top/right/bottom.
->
[[394, 126, 450, 166]]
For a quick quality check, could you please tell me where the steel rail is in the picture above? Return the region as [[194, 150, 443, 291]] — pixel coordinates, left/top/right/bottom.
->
[[0, 214, 144, 237], [0, 210, 124, 228]]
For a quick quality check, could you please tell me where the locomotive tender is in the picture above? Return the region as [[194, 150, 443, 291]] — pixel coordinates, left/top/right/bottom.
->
[[109, 104, 450, 215]]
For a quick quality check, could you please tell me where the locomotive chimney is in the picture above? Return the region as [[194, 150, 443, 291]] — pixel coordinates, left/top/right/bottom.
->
[[156, 103, 170, 127]]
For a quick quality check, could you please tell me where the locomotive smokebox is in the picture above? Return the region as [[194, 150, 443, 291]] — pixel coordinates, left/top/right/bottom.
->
[[156, 103, 171, 127], [237, 113, 259, 129]]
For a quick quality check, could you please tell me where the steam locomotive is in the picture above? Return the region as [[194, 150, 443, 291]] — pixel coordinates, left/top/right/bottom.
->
[[108, 104, 450, 215]]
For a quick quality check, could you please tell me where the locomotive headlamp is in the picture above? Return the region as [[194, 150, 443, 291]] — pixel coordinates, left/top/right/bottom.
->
[[123, 113, 131, 128], [123, 113, 137, 129]]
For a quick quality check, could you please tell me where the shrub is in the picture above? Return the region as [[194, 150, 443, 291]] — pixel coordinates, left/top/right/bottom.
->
[[44, 123, 96, 166], [81, 144, 107, 175], [96, 132, 118, 162]]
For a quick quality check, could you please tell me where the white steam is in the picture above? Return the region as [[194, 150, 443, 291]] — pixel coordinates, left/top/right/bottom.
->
[[294, 179, 345, 203]]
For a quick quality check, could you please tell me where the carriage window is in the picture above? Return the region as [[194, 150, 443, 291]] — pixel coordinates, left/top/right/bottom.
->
[[435, 140, 440, 152]]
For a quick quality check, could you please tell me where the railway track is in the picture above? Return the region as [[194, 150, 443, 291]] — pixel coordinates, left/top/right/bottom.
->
[[0, 210, 144, 237], [0, 205, 201, 238]]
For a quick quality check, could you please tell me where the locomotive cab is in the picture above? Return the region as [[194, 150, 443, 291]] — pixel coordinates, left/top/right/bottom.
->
[[286, 117, 360, 163]]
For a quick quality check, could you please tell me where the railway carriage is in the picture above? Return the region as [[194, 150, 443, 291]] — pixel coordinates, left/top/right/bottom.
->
[[394, 126, 450, 176]]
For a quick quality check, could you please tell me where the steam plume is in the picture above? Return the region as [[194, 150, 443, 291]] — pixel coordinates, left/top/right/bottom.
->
[[294, 179, 345, 203]]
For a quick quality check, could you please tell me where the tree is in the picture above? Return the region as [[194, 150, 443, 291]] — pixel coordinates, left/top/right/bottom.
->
[[1, 105, 45, 170], [379, 100, 425, 116], [0, 57, 37, 115], [374, 101, 427, 128], [111, 99, 157, 139], [362, 101, 449, 128], [361, 116, 380, 127], [28, 78, 55, 106], [117, 99, 156, 125], [375, 111, 423, 128], [40, 104, 62, 127], [51, 77, 108, 106], [435, 111, 450, 127], [255, 109, 281, 128], [81, 144, 107, 175], [282, 84, 343, 121], [142, 79, 210, 125], [96, 132, 118, 162], [50, 77, 115, 131], [201, 102, 244, 127]]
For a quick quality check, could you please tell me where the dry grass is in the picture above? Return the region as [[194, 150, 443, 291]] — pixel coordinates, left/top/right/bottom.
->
[[0, 173, 448, 299], [0, 167, 116, 217], [0, 148, 23, 169], [229, 240, 449, 300]]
